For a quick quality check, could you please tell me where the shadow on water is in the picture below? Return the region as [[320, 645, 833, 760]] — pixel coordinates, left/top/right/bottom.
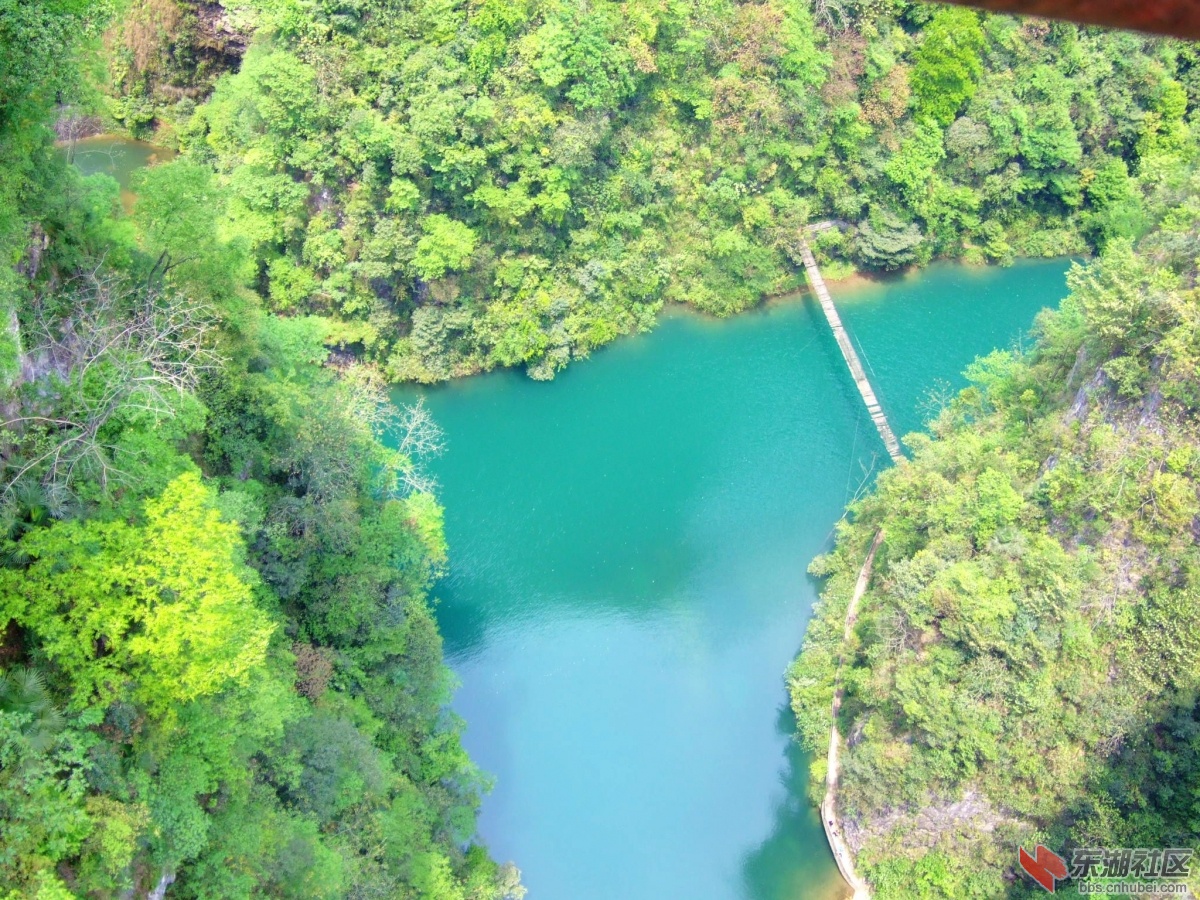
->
[[742, 705, 851, 900], [433, 590, 491, 661]]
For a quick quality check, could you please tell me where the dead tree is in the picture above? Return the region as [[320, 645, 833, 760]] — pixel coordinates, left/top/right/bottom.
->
[[1, 269, 217, 498]]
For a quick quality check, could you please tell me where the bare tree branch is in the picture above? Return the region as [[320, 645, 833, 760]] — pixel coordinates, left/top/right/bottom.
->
[[1, 270, 219, 499]]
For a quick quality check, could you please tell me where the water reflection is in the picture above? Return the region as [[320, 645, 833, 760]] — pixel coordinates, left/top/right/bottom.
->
[[742, 706, 850, 900]]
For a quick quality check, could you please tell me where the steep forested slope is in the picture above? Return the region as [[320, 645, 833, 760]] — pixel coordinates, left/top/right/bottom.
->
[[0, 3, 519, 898], [11, 0, 1200, 897], [789, 145, 1200, 897], [105, 0, 1199, 380]]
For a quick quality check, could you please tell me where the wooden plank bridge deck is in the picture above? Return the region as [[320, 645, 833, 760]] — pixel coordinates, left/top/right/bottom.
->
[[790, 229, 904, 900], [795, 236, 904, 464]]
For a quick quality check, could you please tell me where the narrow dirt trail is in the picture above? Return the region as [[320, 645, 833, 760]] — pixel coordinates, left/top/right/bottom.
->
[[820, 527, 885, 900]]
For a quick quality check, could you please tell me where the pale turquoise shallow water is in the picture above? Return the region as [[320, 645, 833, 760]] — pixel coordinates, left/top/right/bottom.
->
[[400, 259, 1073, 900]]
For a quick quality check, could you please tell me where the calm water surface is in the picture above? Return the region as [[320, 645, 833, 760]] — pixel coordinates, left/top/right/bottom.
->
[[394, 259, 1072, 900], [66, 135, 176, 210]]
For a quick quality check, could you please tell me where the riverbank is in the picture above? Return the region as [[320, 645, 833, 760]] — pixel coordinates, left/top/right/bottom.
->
[[393, 258, 1071, 900], [57, 129, 1078, 395], [821, 528, 885, 900]]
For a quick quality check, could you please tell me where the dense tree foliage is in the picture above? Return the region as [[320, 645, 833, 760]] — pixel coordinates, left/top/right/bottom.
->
[[8, 0, 1200, 896], [909, 7, 984, 126], [0, 3, 521, 897], [790, 141, 1200, 897], [100, 0, 1200, 382]]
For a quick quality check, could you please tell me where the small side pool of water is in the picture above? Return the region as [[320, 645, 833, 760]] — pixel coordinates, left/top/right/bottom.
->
[[65, 135, 176, 210]]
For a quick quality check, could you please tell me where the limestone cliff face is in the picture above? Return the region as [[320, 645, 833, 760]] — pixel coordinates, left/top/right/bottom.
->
[[102, 0, 249, 135]]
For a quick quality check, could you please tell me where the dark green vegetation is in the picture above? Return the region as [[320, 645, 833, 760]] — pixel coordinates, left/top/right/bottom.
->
[[789, 142, 1200, 894], [107, 0, 1199, 381], [0, 2, 519, 897], [7, 0, 1200, 896]]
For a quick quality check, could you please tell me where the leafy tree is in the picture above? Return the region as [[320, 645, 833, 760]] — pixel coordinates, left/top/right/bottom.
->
[[1137, 78, 1190, 159], [132, 160, 249, 304], [0, 668, 64, 751], [909, 7, 985, 126], [855, 208, 925, 270], [0, 472, 274, 711], [884, 118, 947, 204], [0, 713, 92, 892], [414, 215, 478, 280]]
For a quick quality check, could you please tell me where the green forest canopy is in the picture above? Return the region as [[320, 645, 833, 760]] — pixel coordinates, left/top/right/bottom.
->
[[2, 0, 1200, 897], [103, 0, 1200, 381], [0, 1, 521, 897]]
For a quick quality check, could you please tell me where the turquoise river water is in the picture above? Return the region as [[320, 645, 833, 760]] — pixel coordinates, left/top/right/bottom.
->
[[66, 135, 1071, 900], [395, 259, 1073, 900]]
